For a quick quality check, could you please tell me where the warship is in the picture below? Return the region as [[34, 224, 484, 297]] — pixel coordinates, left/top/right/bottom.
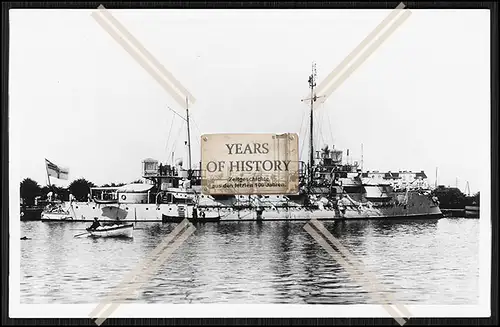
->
[[65, 65, 442, 222]]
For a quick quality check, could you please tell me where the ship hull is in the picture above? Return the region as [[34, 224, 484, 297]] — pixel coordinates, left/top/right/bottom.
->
[[67, 202, 162, 222], [66, 191, 442, 222], [195, 204, 442, 221]]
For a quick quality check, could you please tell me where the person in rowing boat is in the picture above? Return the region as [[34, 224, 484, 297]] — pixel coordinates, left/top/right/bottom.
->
[[87, 218, 101, 231]]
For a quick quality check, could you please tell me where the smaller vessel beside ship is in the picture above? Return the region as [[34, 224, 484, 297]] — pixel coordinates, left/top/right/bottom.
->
[[40, 201, 74, 221], [41, 208, 74, 221], [72, 223, 134, 238], [86, 224, 134, 238]]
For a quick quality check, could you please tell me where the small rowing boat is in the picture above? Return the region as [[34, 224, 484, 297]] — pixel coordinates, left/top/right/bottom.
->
[[86, 224, 134, 238]]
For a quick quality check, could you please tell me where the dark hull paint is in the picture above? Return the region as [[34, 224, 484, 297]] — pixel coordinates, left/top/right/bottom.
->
[[206, 213, 444, 222], [162, 214, 221, 223], [20, 207, 43, 221]]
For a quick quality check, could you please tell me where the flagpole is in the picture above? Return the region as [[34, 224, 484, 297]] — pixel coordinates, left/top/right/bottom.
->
[[45, 159, 51, 188]]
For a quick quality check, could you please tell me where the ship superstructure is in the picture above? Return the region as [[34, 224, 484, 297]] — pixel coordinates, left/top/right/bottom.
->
[[64, 65, 442, 222]]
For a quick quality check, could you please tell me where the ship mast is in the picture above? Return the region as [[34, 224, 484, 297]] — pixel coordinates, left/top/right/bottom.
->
[[185, 96, 192, 175], [300, 63, 322, 186], [308, 62, 317, 185], [166, 98, 193, 182], [165, 102, 192, 175]]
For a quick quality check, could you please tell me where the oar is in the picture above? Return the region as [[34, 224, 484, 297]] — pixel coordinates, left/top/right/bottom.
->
[[74, 231, 89, 238]]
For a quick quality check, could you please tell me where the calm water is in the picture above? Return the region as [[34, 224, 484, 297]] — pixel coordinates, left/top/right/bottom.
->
[[20, 218, 479, 304]]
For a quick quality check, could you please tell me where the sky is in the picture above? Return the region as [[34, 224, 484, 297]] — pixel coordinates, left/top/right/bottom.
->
[[9, 8, 490, 193]]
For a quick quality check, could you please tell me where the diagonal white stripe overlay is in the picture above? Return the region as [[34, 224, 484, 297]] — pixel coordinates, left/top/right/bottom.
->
[[90, 219, 196, 325], [304, 219, 412, 325], [90, 6, 199, 322], [304, 2, 413, 325], [309, 2, 411, 109], [89, 2, 414, 325], [92, 5, 196, 108]]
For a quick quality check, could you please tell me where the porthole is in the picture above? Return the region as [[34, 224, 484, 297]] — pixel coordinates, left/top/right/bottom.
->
[[146, 208, 149, 210]]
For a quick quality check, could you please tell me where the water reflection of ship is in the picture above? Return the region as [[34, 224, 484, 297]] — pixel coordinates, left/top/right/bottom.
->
[[68, 65, 442, 222]]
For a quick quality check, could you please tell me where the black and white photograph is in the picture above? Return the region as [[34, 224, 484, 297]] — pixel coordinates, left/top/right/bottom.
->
[[7, 3, 493, 323]]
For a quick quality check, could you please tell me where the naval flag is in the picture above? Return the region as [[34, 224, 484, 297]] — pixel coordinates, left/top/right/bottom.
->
[[45, 159, 69, 180]]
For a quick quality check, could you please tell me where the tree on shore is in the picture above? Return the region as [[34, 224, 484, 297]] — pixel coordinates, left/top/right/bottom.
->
[[20, 178, 41, 206], [432, 186, 481, 209], [69, 178, 96, 201], [432, 186, 466, 209], [466, 191, 480, 206], [101, 182, 126, 187]]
